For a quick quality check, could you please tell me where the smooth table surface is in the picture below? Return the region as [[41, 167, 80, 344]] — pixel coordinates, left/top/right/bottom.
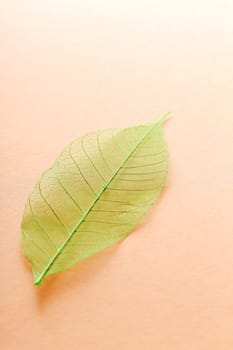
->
[[1, 1, 233, 349]]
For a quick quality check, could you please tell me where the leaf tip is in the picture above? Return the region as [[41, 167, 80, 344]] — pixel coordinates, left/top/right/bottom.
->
[[156, 112, 171, 125], [148, 112, 171, 128]]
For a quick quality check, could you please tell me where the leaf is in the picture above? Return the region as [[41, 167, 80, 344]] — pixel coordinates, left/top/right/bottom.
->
[[21, 114, 170, 285]]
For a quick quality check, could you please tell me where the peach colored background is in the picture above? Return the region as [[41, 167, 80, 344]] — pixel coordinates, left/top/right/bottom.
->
[[1, 1, 233, 349]]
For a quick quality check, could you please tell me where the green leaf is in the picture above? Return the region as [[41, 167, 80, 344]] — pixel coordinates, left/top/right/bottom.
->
[[21, 114, 170, 285]]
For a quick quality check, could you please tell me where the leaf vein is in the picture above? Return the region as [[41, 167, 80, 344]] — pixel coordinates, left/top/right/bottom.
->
[[81, 134, 107, 182], [56, 177, 84, 213], [38, 182, 69, 235], [69, 141, 97, 196]]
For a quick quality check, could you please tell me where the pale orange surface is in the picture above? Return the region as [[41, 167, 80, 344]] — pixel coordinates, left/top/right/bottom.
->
[[1, 1, 233, 349]]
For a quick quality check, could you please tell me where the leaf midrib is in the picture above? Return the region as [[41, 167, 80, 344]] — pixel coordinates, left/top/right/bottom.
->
[[34, 113, 169, 285]]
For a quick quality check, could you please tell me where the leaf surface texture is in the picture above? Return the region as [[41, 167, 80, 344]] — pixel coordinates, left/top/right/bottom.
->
[[21, 115, 169, 285]]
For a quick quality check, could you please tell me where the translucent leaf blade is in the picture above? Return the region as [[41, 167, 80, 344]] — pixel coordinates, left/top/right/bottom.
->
[[21, 114, 169, 285]]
